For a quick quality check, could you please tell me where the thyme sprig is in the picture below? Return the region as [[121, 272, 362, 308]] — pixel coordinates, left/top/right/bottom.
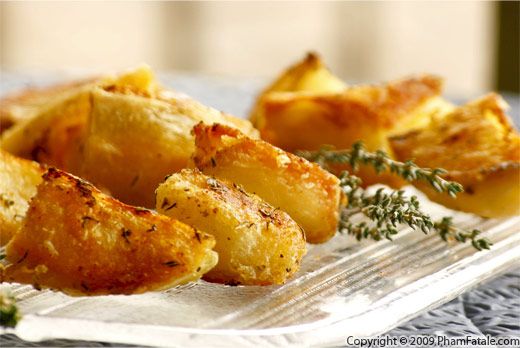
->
[[435, 217, 492, 251], [298, 143, 492, 251], [336, 172, 491, 250], [339, 172, 431, 240], [297, 142, 462, 197]]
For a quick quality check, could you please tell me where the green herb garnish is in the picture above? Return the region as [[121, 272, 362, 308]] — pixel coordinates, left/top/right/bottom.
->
[[297, 142, 463, 196], [298, 142, 492, 251]]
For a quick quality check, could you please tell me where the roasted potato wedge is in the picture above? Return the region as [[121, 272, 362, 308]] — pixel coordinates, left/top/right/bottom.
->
[[252, 54, 450, 150], [250, 52, 347, 126], [156, 169, 306, 285], [78, 66, 259, 207], [192, 123, 342, 244], [255, 76, 452, 187], [0, 66, 164, 174], [0, 83, 94, 173], [256, 52, 347, 94], [1, 66, 258, 208], [0, 77, 97, 132], [251, 53, 453, 187], [2, 168, 217, 295], [390, 93, 520, 218], [0, 150, 45, 245]]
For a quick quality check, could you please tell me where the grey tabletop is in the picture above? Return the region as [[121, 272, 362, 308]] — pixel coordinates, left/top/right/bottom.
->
[[0, 72, 519, 347]]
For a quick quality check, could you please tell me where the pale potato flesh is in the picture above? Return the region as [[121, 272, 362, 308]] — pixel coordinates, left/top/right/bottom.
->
[[192, 123, 342, 244], [390, 93, 520, 218], [156, 169, 306, 285], [2, 168, 217, 295], [0, 150, 45, 245]]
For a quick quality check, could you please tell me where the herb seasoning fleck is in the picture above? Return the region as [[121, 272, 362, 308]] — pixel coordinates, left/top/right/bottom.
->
[[121, 228, 132, 243], [163, 260, 180, 267]]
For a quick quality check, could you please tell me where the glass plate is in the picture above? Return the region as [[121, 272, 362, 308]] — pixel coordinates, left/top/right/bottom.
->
[[1, 187, 519, 347]]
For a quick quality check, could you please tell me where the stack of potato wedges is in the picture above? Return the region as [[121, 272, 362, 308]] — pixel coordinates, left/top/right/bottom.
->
[[0, 65, 340, 294], [1, 54, 518, 296], [251, 53, 520, 217]]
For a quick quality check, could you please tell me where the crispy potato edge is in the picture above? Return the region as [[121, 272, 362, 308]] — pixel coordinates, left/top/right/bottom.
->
[[192, 122, 342, 244], [2, 167, 218, 295], [156, 168, 307, 285]]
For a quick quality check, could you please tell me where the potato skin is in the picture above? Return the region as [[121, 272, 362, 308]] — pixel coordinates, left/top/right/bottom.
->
[[78, 69, 259, 208], [0, 150, 46, 245], [251, 53, 451, 188], [390, 93, 520, 218], [2, 168, 217, 295], [192, 123, 342, 244], [156, 169, 306, 285]]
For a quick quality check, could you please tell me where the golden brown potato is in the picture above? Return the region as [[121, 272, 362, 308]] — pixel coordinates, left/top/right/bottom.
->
[[251, 53, 453, 187], [258, 76, 452, 187], [0, 66, 164, 174], [0, 83, 94, 173], [250, 52, 347, 126], [1, 66, 258, 208], [79, 67, 259, 207], [0, 77, 97, 132], [156, 169, 306, 285], [257, 52, 347, 94], [390, 93, 520, 218], [192, 123, 342, 244], [2, 167, 217, 295], [0, 150, 45, 245]]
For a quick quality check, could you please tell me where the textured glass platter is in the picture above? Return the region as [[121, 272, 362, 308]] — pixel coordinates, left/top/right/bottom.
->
[[1, 73, 519, 347]]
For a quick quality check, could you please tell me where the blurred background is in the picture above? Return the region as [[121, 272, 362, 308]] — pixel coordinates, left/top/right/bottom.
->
[[0, 1, 518, 97]]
